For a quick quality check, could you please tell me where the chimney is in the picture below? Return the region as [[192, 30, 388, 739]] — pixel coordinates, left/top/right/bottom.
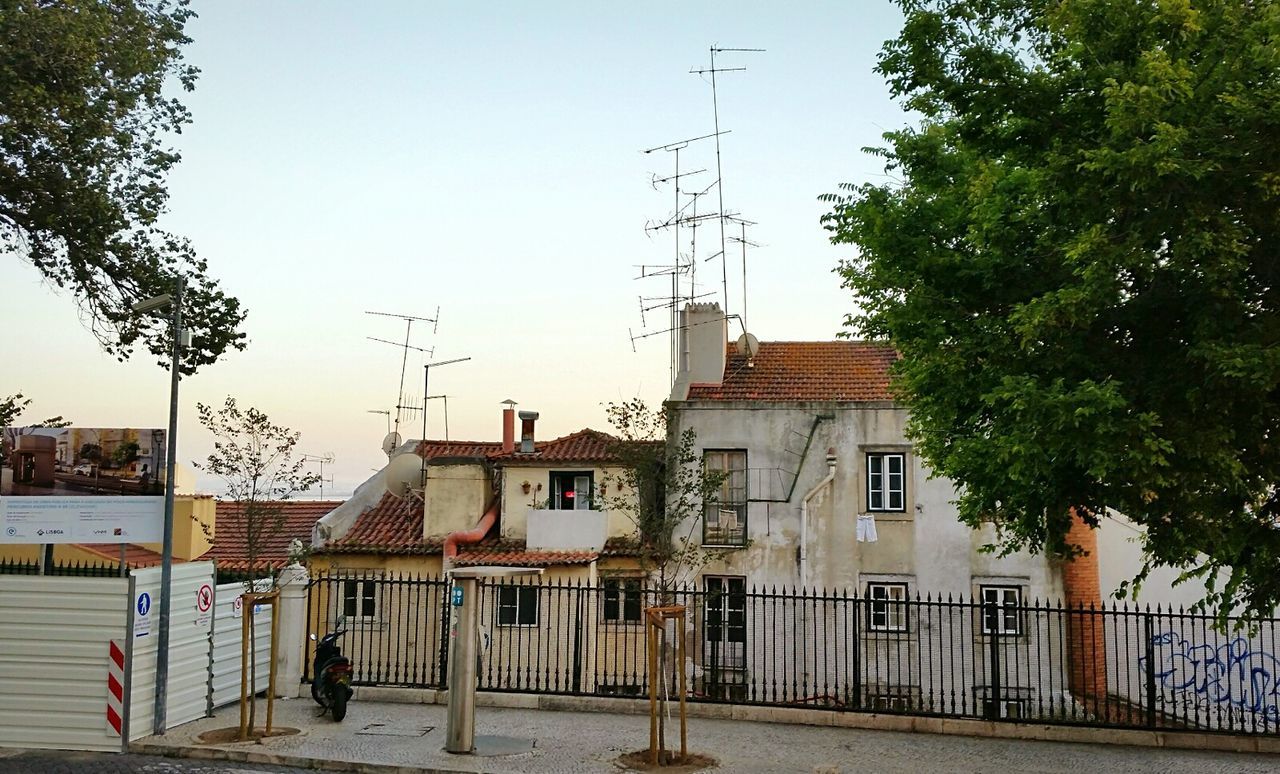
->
[[671, 302, 728, 400], [518, 410, 539, 453], [501, 399, 517, 454]]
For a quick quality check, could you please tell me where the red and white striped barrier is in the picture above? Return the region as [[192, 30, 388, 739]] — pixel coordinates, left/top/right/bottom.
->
[[106, 639, 125, 736]]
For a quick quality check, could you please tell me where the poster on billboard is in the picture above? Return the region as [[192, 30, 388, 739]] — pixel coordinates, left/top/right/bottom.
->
[[0, 426, 167, 544]]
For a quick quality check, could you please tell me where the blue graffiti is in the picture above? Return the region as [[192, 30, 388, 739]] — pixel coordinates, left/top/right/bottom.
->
[[1139, 632, 1280, 725]]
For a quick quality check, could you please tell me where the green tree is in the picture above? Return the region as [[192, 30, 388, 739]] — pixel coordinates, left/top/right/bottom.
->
[[0, 0, 246, 373], [599, 398, 726, 593], [823, 0, 1280, 621], [0, 392, 66, 429], [195, 396, 318, 736], [599, 398, 726, 765], [111, 440, 141, 469]]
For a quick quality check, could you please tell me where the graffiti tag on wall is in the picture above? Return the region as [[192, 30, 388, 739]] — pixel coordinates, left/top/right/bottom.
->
[[1139, 632, 1280, 725]]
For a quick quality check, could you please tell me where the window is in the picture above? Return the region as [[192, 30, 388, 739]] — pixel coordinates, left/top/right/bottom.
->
[[703, 450, 747, 545], [868, 694, 912, 712], [981, 698, 1026, 719], [704, 576, 747, 670], [596, 682, 644, 697], [550, 471, 593, 510], [340, 578, 378, 621], [497, 585, 539, 626], [867, 582, 908, 632], [980, 585, 1021, 635], [866, 452, 905, 512], [602, 577, 644, 623]]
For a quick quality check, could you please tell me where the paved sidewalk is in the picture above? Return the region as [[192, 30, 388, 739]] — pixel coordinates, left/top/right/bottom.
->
[[135, 698, 1279, 774]]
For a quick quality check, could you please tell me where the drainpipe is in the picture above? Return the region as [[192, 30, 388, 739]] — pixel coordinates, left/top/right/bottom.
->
[[799, 449, 838, 591], [443, 499, 499, 570]]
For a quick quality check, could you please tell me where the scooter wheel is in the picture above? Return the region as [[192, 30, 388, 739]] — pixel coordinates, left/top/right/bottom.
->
[[331, 684, 348, 721]]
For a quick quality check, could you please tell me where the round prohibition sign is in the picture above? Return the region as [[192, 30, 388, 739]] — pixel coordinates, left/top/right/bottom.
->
[[196, 583, 214, 613]]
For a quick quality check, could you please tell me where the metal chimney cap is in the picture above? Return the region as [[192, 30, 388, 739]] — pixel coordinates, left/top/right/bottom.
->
[[518, 410, 540, 421], [501, 399, 517, 407]]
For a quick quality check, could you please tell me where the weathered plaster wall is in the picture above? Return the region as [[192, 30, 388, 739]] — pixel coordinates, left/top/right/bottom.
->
[[672, 400, 1063, 600], [498, 465, 636, 543], [423, 462, 491, 539]]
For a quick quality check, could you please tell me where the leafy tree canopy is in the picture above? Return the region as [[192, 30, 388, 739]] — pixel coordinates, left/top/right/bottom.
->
[[823, 0, 1280, 619], [0, 0, 245, 373], [194, 396, 318, 580], [600, 398, 726, 592]]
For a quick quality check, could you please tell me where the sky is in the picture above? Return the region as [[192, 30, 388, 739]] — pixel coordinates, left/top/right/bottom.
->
[[1, 1, 911, 498]]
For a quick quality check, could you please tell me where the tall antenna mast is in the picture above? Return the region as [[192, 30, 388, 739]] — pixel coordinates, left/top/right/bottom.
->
[[691, 46, 763, 318], [365, 307, 439, 437], [643, 131, 730, 384], [424, 395, 451, 441]]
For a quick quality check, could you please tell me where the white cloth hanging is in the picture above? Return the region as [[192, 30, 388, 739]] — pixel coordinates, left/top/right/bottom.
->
[[857, 513, 879, 543]]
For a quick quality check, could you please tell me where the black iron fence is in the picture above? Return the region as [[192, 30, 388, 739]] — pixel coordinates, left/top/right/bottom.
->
[[0, 558, 127, 577], [306, 572, 1280, 736]]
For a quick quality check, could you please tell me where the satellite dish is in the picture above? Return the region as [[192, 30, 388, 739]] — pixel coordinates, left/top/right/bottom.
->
[[384, 452, 425, 499], [381, 432, 402, 457], [736, 332, 760, 358]]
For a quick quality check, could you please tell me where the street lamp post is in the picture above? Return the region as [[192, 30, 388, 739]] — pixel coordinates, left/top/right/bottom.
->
[[132, 277, 183, 736]]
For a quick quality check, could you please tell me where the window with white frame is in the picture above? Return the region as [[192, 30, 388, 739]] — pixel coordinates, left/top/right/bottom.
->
[[703, 450, 747, 545], [340, 577, 378, 622], [868, 693, 913, 712], [866, 452, 906, 512], [980, 585, 1022, 635], [497, 584, 539, 626], [550, 471, 593, 510], [867, 582, 908, 632], [602, 577, 643, 623], [704, 576, 747, 670], [981, 697, 1027, 719]]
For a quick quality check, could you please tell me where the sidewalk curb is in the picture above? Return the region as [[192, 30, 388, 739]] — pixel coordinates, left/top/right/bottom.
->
[[130, 741, 476, 774]]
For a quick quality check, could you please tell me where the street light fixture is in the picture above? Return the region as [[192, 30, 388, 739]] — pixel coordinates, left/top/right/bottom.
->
[[132, 279, 183, 736]]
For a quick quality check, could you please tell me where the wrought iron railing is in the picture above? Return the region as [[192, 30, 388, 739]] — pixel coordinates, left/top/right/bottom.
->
[[305, 572, 1280, 735], [0, 558, 127, 577]]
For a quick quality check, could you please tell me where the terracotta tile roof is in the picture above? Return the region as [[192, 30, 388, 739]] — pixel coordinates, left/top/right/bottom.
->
[[454, 539, 598, 567], [492, 428, 621, 464], [414, 439, 504, 460], [685, 341, 898, 402], [77, 543, 165, 568], [318, 491, 444, 555], [202, 500, 343, 571], [602, 536, 644, 557]]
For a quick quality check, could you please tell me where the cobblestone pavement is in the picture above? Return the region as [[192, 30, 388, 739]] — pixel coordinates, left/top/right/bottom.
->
[[130, 699, 1280, 774], [0, 749, 310, 774]]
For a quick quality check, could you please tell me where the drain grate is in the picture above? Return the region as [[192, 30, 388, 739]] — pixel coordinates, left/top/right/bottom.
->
[[357, 722, 435, 737]]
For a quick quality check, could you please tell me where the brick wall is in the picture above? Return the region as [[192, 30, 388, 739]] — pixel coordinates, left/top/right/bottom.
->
[[1062, 508, 1108, 714]]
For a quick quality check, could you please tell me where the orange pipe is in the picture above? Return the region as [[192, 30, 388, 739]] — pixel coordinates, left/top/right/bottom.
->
[[443, 498, 499, 565]]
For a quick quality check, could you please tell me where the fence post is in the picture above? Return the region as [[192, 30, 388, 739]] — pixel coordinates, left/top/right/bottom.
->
[[276, 563, 310, 698], [1143, 611, 1156, 727], [851, 594, 861, 709], [571, 586, 584, 694], [986, 601, 1001, 720], [437, 584, 452, 688]]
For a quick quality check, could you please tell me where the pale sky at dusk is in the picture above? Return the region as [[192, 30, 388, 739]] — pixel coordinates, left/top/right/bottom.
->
[[1, 1, 910, 497]]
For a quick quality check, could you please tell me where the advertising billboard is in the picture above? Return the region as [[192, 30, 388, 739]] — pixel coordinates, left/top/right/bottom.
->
[[0, 426, 167, 544]]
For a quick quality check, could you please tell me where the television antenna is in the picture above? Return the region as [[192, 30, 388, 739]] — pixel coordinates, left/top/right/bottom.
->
[[691, 46, 764, 320], [301, 452, 336, 500], [365, 308, 439, 438], [424, 395, 452, 441]]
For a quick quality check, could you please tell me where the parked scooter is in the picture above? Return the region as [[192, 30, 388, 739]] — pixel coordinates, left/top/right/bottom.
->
[[310, 623, 353, 721]]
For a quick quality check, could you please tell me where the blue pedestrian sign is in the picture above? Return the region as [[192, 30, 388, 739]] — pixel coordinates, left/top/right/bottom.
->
[[451, 586, 463, 607], [137, 592, 151, 617]]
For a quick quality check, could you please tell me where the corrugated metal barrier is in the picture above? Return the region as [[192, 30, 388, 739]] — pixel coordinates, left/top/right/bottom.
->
[[209, 578, 273, 710], [0, 574, 131, 751]]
